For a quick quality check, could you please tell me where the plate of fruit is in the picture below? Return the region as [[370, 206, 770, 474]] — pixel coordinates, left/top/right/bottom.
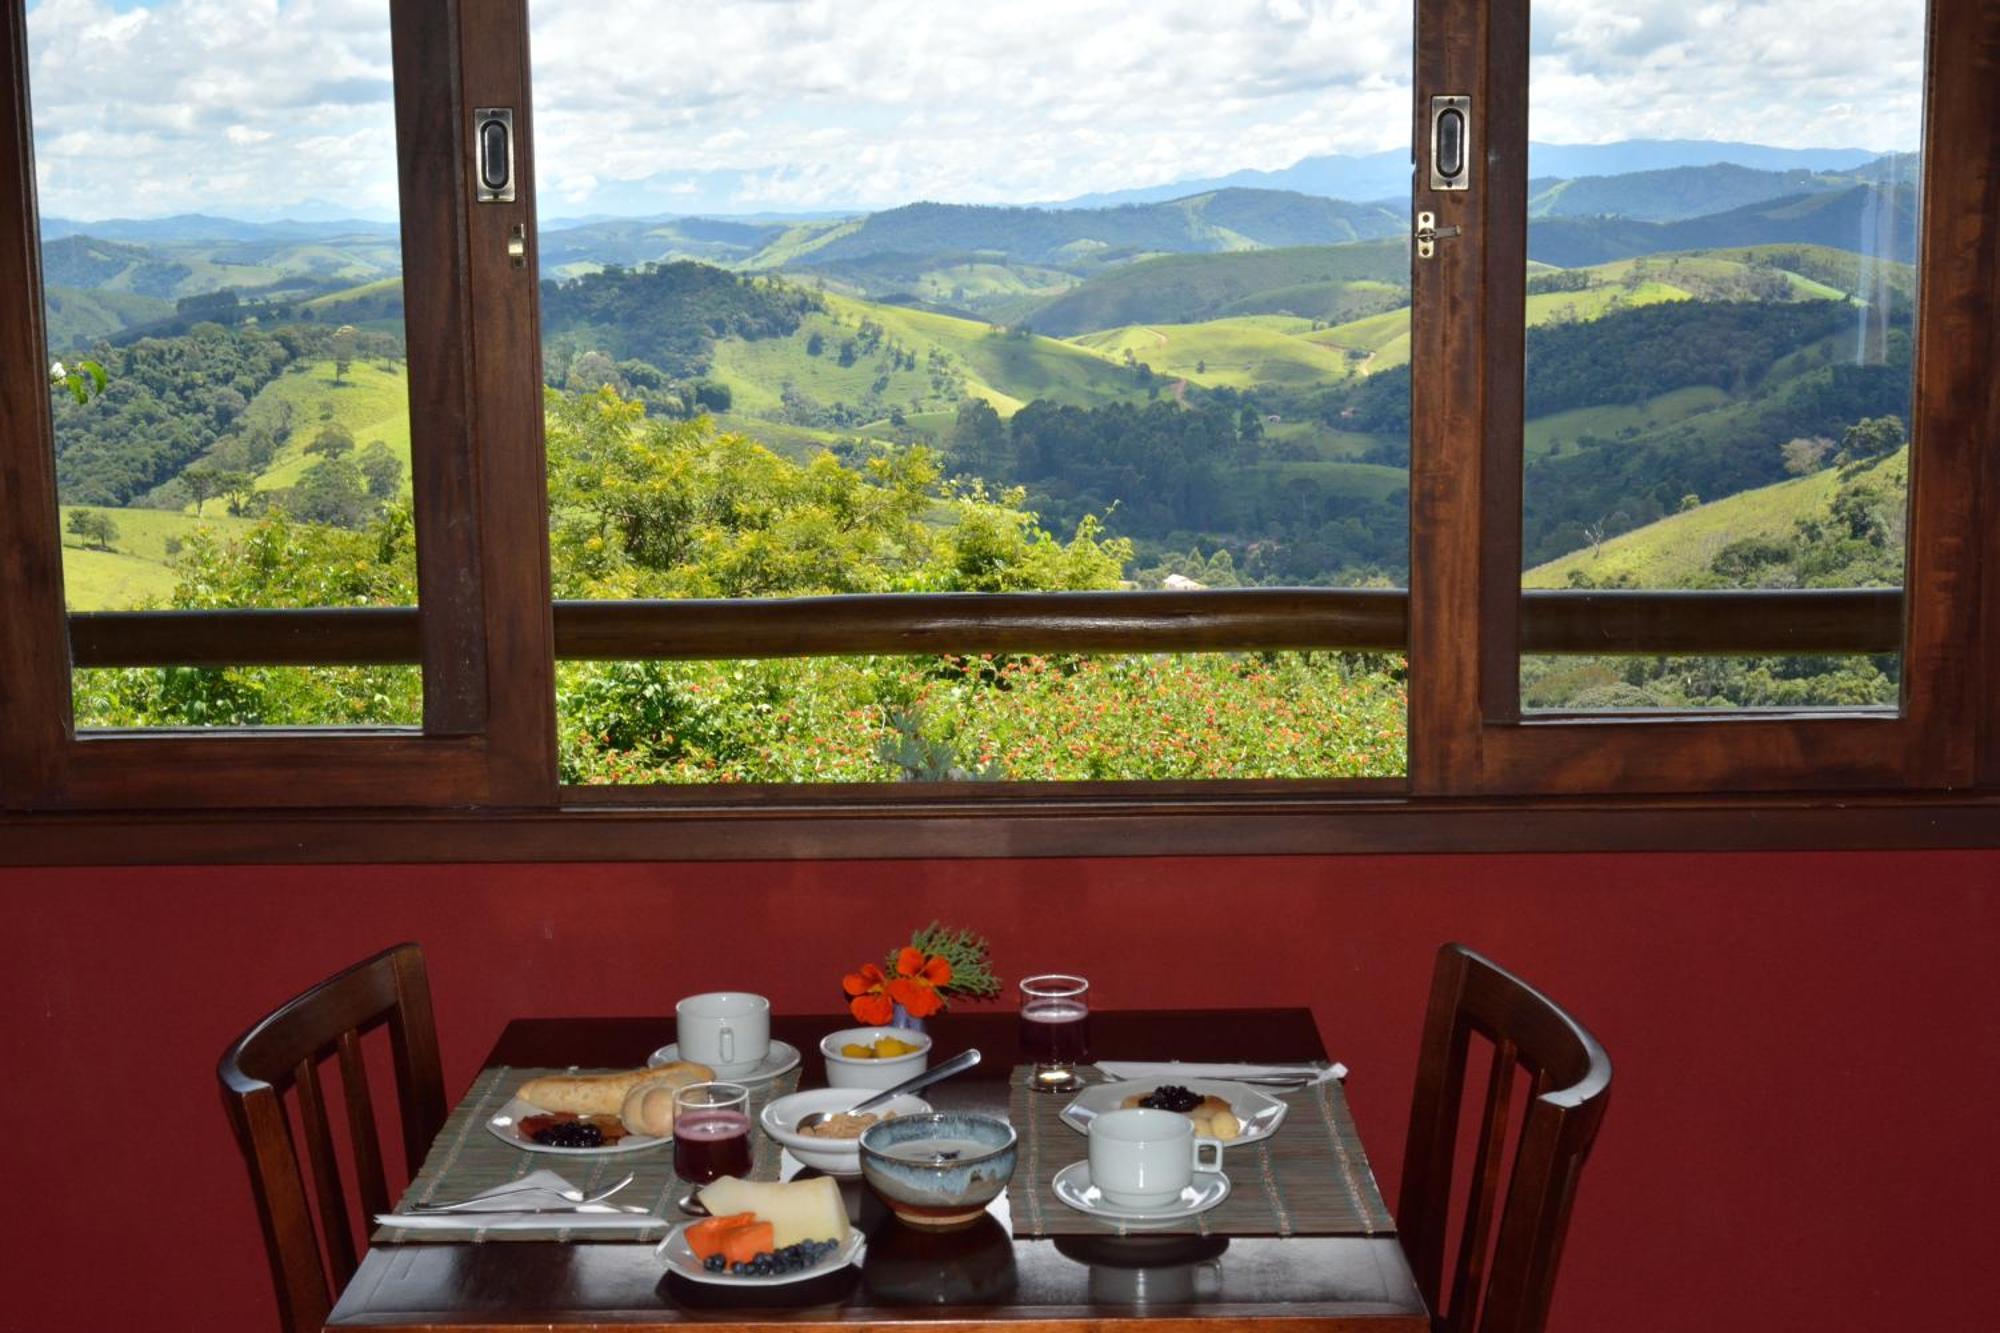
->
[[657, 1176, 864, 1286], [1059, 1079, 1289, 1146]]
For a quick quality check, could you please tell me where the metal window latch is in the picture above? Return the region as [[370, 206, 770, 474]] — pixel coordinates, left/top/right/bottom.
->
[[1415, 211, 1461, 259], [474, 107, 515, 203], [1429, 94, 1470, 191]]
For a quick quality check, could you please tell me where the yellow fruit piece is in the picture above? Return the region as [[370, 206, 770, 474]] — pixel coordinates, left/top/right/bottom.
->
[[841, 1043, 877, 1059], [872, 1036, 917, 1057]]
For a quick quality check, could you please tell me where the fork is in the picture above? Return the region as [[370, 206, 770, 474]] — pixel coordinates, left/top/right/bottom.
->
[[409, 1172, 635, 1212]]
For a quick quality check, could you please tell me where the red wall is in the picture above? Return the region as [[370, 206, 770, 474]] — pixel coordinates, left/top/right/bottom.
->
[[4, 850, 1996, 1332]]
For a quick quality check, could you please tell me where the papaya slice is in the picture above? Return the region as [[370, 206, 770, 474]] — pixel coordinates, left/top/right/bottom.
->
[[720, 1220, 775, 1266], [687, 1212, 757, 1261]]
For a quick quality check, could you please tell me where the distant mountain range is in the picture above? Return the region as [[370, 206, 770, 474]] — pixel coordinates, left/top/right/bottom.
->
[[39, 213, 398, 244], [36, 141, 1922, 344], [1048, 139, 1892, 210], [1528, 183, 1918, 267]]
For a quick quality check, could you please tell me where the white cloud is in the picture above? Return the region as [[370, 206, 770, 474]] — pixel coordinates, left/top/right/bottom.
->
[[24, 0, 1927, 221]]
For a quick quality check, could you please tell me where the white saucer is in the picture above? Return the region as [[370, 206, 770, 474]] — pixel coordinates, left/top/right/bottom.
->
[[1051, 1161, 1231, 1225], [648, 1039, 801, 1086]]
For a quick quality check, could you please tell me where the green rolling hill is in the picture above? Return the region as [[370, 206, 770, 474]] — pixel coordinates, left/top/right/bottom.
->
[[1027, 241, 1409, 336], [1524, 447, 1907, 589], [58, 506, 262, 611], [706, 292, 1147, 419], [42, 284, 173, 351], [244, 360, 414, 493]]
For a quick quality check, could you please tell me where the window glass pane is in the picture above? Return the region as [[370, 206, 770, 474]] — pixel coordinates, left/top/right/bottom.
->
[[558, 653, 1404, 785], [531, 0, 1412, 782], [1520, 0, 1920, 712], [29, 0, 419, 728]]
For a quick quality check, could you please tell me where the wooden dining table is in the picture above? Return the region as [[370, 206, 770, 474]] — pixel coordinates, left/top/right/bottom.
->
[[329, 1007, 1428, 1331]]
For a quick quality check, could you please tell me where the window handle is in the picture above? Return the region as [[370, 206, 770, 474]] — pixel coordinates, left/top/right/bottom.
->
[[1429, 94, 1471, 192], [474, 107, 516, 203]]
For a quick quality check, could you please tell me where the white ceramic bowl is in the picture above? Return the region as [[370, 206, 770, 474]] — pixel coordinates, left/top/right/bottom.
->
[[760, 1088, 933, 1176], [820, 1027, 932, 1090]]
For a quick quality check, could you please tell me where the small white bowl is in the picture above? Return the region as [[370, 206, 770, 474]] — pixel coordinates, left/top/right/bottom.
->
[[760, 1088, 933, 1176], [820, 1027, 932, 1090]]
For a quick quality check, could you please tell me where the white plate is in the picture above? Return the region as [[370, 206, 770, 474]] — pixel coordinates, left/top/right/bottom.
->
[[1051, 1161, 1231, 1225], [656, 1219, 866, 1286], [484, 1095, 670, 1156], [1059, 1078, 1289, 1146], [648, 1039, 802, 1086]]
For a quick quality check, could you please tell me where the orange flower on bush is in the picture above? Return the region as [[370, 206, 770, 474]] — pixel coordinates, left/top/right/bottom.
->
[[842, 948, 954, 1022]]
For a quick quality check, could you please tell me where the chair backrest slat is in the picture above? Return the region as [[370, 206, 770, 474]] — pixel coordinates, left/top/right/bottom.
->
[[293, 1052, 359, 1288], [219, 944, 445, 1333], [1445, 1035, 1519, 1332], [337, 1029, 393, 1219], [1398, 944, 1612, 1333]]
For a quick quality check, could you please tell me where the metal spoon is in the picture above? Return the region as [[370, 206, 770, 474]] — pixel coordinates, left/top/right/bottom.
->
[[793, 1048, 983, 1131]]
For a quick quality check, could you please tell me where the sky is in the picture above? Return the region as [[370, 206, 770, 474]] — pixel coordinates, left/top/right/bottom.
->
[[25, 0, 1929, 221]]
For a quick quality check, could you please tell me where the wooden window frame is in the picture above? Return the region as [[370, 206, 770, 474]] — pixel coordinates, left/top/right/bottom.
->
[[1410, 0, 2000, 798], [0, 0, 556, 810], [2, 0, 1998, 856]]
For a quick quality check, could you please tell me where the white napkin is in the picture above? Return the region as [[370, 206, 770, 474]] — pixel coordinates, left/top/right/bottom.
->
[[377, 1169, 662, 1231], [1095, 1060, 1348, 1084]]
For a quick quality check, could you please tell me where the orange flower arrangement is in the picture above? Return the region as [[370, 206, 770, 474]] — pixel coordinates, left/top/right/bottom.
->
[[844, 947, 953, 1024]]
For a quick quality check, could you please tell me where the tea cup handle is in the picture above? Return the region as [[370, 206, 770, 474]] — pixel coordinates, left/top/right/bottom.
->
[[1192, 1136, 1225, 1172], [718, 1021, 735, 1065]]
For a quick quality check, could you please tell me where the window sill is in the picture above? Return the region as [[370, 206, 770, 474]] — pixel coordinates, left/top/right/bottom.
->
[[2, 787, 1997, 865]]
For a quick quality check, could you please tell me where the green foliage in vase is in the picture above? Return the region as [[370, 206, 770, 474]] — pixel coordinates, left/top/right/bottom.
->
[[899, 922, 1003, 1003]]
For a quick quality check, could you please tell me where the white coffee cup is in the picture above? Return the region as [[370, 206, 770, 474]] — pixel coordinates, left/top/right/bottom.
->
[[1087, 1107, 1225, 1208], [675, 992, 771, 1078]]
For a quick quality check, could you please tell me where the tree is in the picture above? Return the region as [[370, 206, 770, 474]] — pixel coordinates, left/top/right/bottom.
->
[[184, 465, 224, 517], [65, 508, 119, 551], [358, 442, 403, 501], [805, 331, 825, 357], [950, 397, 1005, 465], [1781, 436, 1835, 475], [286, 457, 370, 528], [329, 325, 358, 384], [305, 422, 355, 459], [1837, 414, 1905, 464]]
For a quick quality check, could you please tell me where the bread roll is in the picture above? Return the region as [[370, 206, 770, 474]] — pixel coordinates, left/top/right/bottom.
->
[[517, 1060, 712, 1117], [621, 1077, 690, 1137]]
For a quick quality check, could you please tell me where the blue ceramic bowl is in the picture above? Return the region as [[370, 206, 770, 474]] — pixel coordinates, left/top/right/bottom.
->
[[859, 1112, 1017, 1230]]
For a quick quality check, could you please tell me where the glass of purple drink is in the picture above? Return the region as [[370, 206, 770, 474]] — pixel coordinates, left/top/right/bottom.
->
[[1019, 974, 1091, 1093]]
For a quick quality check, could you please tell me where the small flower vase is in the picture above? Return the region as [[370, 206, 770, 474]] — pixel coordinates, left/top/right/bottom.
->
[[890, 1003, 928, 1034]]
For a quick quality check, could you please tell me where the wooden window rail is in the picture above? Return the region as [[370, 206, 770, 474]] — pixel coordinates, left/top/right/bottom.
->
[[65, 588, 1903, 668]]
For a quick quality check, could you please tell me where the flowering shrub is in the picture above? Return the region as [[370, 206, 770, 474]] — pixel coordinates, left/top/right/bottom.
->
[[556, 651, 1405, 783]]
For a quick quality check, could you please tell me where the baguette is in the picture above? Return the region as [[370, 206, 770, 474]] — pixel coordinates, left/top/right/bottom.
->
[[517, 1060, 713, 1117]]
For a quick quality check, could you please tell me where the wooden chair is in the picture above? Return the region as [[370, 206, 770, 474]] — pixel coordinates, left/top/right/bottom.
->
[[218, 943, 448, 1333], [1397, 943, 1613, 1333]]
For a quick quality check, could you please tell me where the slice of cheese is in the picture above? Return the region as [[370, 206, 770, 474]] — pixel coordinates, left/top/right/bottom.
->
[[696, 1176, 851, 1248]]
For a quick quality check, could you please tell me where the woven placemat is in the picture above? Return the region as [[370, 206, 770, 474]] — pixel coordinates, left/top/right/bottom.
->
[[374, 1065, 800, 1244], [1005, 1066, 1395, 1238]]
